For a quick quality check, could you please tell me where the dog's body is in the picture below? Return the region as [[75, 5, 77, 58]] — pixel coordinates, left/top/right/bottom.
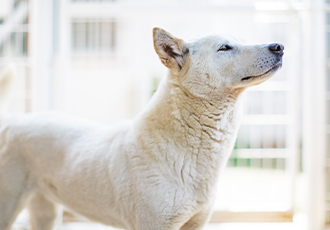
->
[[0, 28, 283, 230]]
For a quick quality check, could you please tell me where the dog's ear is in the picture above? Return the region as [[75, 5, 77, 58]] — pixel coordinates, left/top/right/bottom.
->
[[153, 27, 189, 73]]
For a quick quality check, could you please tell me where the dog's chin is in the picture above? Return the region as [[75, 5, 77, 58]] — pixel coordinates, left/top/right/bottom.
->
[[241, 62, 282, 83]]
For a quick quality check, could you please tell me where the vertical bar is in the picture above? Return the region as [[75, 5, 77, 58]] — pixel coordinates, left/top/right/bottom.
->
[[286, 11, 301, 218], [301, 0, 327, 229], [111, 20, 116, 51], [28, 0, 38, 111], [28, 0, 54, 111], [95, 20, 99, 53], [77, 21, 85, 52], [58, 0, 71, 112]]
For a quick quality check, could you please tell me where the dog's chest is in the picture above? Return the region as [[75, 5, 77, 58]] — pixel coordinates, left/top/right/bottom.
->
[[168, 105, 240, 195], [160, 113, 238, 196]]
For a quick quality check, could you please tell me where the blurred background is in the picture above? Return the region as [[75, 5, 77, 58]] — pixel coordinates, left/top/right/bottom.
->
[[0, 0, 328, 229]]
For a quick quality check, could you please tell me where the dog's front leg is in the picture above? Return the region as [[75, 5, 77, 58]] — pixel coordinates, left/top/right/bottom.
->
[[28, 192, 63, 230], [179, 207, 213, 230]]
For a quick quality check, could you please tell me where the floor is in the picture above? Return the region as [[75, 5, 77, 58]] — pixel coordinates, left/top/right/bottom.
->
[[12, 210, 307, 230], [59, 222, 303, 230], [11, 222, 306, 230]]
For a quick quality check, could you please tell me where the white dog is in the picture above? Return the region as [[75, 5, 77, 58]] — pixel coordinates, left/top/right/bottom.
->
[[0, 28, 283, 230]]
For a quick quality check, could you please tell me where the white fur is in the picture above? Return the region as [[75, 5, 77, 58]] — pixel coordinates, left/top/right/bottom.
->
[[0, 28, 283, 230]]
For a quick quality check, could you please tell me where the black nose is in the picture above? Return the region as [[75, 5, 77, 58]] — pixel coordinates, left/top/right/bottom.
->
[[268, 43, 284, 56]]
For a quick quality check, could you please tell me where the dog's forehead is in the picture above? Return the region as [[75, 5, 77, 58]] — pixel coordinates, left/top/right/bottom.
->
[[187, 34, 243, 51]]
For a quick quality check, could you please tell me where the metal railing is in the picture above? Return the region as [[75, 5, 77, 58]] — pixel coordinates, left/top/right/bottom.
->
[[325, 7, 330, 226]]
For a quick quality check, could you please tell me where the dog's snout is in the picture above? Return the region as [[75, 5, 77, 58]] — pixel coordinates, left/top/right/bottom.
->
[[268, 43, 284, 56]]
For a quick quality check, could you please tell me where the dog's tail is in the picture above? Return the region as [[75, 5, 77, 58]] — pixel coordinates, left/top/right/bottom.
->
[[0, 64, 16, 111]]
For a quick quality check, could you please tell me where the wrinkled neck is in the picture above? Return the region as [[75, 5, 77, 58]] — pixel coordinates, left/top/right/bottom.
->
[[139, 75, 243, 151], [136, 75, 244, 192]]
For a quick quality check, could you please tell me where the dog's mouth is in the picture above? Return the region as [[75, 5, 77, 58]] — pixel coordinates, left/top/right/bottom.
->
[[241, 62, 282, 81]]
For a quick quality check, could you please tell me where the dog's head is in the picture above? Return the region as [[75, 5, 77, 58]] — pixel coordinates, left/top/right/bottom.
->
[[153, 27, 283, 97]]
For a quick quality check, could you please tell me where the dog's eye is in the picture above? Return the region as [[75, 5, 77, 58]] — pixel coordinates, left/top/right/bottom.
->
[[217, 45, 233, 52]]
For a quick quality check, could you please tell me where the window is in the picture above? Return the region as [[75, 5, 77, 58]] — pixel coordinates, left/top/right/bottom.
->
[[71, 0, 116, 2], [71, 19, 117, 56]]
